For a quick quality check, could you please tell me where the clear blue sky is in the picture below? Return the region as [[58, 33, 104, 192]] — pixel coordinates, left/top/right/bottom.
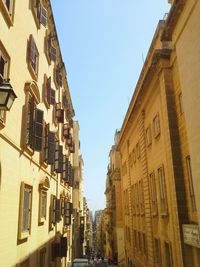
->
[[51, 0, 170, 213]]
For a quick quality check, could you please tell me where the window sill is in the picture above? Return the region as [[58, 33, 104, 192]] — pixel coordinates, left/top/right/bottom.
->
[[0, 1, 14, 27], [23, 145, 34, 157], [28, 63, 38, 82], [18, 230, 30, 241], [161, 212, 168, 218]]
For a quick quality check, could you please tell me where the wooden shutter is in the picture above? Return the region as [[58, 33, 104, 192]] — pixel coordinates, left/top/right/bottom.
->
[[51, 45, 56, 62], [34, 108, 43, 151], [55, 199, 61, 223], [67, 135, 72, 146], [60, 237, 67, 257], [66, 160, 71, 184], [50, 89, 55, 105], [69, 167, 74, 187], [55, 145, 63, 173], [47, 131, 55, 164], [51, 242, 60, 261], [63, 124, 70, 139], [61, 198, 65, 216], [51, 195, 56, 224], [40, 4, 48, 27], [56, 102, 64, 123], [28, 96, 35, 148], [56, 68, 62, 88], [46, 76, 51, 105], [54, 141, 59, 172], [62, 155, 66, 181], [64, 202, 72, 225], [28, 35, 36, 71]]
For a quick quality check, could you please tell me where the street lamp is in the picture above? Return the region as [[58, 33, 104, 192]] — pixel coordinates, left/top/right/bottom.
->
[[0, 79, 17, 110]]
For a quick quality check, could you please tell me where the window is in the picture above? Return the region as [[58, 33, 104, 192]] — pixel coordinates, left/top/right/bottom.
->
[[135, 183, 139, 215], [132, 148, 136, 163], [27, 35, 39, 80], [44, 75, 55, 108], [158, 166, 168, 215], [154, 238, 162, 267], [0, 0, 15, 26], [50, 195, 56, 227], [153, 113, 160, 138], [39, 248, 46, 267], [164, 242, 173, 267], [18, 183, 32, 240], [133, 230, 137, 248], [64, 201, 73, 226], [45, 33, 57, 64], [54, 141, 63, 173], [149, 171, 158, 215], [55, 102, 64, 123], [136, 142, 141, 159], [146, 126, 152, 146], [39, 190, 47, 223], [25, 95, 43, 153], [42, 123, 55, 165], [131, 185, 136, 215], [142, 233, 147, 256], [186, 156, 196, 211], [54, 66, 63, 88], [31, 0, 48, 28], [0, 42, 10, 126], [139, 179, 144, 215]]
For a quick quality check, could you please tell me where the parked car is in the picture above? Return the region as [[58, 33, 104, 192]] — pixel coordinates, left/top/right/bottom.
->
[[72, 258, 89, 267]]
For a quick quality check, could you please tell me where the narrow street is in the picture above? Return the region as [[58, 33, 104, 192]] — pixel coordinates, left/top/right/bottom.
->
[[0, 0, 200, 267]]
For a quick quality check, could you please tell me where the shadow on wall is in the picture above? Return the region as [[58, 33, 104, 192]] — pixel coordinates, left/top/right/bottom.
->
[[12, 233, 69, 267]]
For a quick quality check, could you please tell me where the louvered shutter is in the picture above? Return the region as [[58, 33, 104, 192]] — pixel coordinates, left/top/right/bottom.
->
[[60, 237, 67, 257], [61, 198, 65, 215], [51, 46, 56, 62], [46, 77, 51, 105], [64, 202, 72, 226], [34, 109, 43, 151], [47, 131, 55, 164], [40, 5, 48, 27], [66, 160, 71, 184], [54, 141, 59, 172], [44, 124, 48, 162], [55, 199, 61, 223], [62, 155, 66, 181], [50, 89, 55, 105], [28, 35, 37, 71], [51, 195, 56, 224], [56, 103, 64, 123], [28, 97, 35, 148], [63, 124, 69, 139], [56, 68, 62, 88]]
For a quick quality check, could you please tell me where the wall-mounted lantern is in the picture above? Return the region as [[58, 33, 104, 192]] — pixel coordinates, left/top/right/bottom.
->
[[0, 79, 17, 110]]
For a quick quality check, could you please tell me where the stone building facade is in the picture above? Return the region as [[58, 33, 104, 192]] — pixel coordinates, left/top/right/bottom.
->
[[0, 1, 76, 266], [117, 1, 200, 266]]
